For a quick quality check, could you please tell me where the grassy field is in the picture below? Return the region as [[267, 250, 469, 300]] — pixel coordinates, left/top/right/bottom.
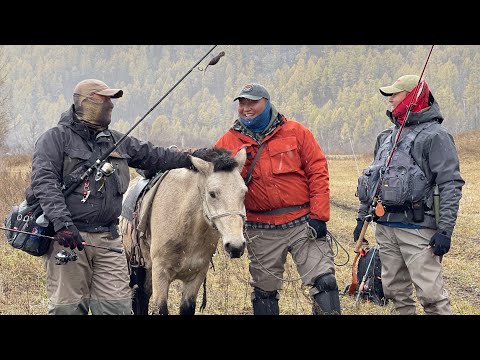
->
[[1, 132, 479, 315]]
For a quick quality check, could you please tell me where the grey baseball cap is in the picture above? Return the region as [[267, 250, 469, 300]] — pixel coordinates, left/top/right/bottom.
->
[[379, 75, 420, 96], [234, 83, 270, 101]]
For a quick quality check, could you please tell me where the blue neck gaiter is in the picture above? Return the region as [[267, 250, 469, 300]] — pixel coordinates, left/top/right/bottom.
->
[[240, 101, 271, 133]]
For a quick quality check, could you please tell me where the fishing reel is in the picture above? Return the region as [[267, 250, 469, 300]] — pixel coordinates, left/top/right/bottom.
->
[[95, 161, 115, 181], [55, 249, 78, 265]]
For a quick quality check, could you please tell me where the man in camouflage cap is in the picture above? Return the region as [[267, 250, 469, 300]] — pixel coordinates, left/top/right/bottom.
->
[[31, 78, 199, 315]]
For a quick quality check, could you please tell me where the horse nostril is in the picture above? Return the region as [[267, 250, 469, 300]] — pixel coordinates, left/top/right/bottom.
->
[[225, 242, 244, 259]]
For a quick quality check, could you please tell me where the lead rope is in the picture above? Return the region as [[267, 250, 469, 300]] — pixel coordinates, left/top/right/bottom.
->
[[243, 224, 349, 284]]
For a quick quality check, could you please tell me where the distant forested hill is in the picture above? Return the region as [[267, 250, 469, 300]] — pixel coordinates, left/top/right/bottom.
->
[[1, 45, 478, 154]]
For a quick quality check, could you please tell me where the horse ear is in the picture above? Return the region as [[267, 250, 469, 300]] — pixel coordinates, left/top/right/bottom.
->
[[190, 155, 214, 176], [234, 147, 247, 170]]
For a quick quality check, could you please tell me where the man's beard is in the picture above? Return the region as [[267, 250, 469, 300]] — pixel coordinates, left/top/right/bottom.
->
[[76, 98, 114, 130]]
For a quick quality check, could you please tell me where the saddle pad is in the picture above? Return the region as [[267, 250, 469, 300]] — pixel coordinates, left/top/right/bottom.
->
[[121, 177, 150, 221], [137, 171, 169, 234]]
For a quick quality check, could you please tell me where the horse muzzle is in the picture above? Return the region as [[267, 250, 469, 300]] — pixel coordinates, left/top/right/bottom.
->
[[223, 237, 246, 259]]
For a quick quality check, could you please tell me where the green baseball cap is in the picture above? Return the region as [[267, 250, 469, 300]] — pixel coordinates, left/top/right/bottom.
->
[[379, 75, 420, 96]]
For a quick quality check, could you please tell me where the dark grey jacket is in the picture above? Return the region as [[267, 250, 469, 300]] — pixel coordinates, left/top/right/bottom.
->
[[357, 94, 464, 236], [31, 105, 192, 232]]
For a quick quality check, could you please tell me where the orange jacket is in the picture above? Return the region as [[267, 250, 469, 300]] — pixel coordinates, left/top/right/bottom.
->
[[215, 115, 330, 225]]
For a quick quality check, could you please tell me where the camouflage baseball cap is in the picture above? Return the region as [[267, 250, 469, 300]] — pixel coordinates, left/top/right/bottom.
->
[[74, 79, 123, 98], [379, 75, 420, 96], [234, 83, 270, 101]]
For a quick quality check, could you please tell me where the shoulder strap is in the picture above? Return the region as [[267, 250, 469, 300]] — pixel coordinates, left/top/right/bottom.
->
[[245, 142, 266, 186]]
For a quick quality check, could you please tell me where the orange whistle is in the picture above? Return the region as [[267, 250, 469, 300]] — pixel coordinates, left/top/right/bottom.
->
[[375, 202, 385, 217]]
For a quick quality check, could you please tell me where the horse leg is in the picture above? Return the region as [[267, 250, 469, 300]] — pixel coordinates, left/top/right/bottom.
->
[[143, 268, 152, 306], [131, 266, 152, 315], [180, 268, 209, 315], [150, 268, 171, 315]]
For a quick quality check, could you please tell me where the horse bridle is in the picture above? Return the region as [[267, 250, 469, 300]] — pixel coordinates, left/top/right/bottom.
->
[[200, 186, 246, 231], [206, 211, 246, 231]]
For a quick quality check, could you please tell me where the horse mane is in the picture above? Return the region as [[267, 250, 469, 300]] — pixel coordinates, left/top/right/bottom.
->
[[191, 147, 237, 172]]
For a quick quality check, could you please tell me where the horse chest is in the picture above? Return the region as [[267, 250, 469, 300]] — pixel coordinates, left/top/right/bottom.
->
[[172, 255, 208, 281]]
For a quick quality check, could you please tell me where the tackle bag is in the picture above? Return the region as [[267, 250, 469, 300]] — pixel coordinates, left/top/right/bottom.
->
[[4, 198, 54, 256], [354, 246, 387, 306]]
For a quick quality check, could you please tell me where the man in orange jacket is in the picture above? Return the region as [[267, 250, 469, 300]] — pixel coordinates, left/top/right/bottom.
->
[[215, 83, 341, 315]]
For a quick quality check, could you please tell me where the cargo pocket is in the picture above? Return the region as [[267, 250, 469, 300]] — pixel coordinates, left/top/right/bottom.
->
[[357, 164, 383, 203], [63, 147, 92, 194], [381, 166, 409, 205], [269, 137, 300, 174], [109, 153, 131, 195], [411, 171, 430, 203]]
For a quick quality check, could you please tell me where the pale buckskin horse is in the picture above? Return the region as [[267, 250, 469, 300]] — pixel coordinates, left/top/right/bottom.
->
[[119, 147, 247, 315]]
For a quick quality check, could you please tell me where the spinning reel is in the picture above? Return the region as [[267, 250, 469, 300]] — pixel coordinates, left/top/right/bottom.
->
[[95, 161, 115, 181], [54, 249, 78, 265]]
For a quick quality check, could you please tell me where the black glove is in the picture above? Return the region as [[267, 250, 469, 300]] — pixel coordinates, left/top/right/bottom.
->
[[191, 148, 211, 159], [136, 168, 158, 179], [353, 219, 369, 245], [54, 225, 84, 251], [308, 219, 327, 238], [429, 231, 451, 256]]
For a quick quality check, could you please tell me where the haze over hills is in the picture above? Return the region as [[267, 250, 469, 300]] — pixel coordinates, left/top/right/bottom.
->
[[1, 45, 478, 154]]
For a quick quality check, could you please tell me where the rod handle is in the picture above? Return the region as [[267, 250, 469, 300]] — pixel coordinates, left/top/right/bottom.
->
[[354, 220, 370, 253]]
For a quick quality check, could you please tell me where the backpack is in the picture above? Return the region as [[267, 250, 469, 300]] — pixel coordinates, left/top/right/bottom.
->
[[4, 198, 54, 256], [353, 246, 387, 306]]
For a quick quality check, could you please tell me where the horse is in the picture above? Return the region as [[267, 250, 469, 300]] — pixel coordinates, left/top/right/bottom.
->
[[119, 147, 247, 315]]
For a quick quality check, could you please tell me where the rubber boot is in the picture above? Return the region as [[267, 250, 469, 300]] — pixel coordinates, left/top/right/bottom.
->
[[252, 288, 280, 315], [313, 273, 341, 315]]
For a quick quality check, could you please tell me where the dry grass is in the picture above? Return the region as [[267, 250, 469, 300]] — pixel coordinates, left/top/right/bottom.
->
[[1, 131, 479, 315]]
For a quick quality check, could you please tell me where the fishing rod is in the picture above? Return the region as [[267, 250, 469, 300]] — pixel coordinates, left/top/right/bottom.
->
[[354, 246, 378, 306], [63, 45, 224, 197], [347, 132, 360, 178], [354, 45, 435, 253], [0, 225, 123, 253]]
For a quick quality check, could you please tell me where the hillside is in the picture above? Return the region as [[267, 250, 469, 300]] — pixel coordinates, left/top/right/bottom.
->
[[0, 129, 478, 314], [1, 45, 479, 155]]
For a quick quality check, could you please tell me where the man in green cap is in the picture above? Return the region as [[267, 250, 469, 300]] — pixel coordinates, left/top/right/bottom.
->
[[353, 74, 464, 315]]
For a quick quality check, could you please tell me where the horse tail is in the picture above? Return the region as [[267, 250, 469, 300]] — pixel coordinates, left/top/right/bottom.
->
[[199, 275, 207, 312]]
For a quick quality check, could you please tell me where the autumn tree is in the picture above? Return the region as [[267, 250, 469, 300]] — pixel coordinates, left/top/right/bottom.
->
[[0, 49, 10, 152]]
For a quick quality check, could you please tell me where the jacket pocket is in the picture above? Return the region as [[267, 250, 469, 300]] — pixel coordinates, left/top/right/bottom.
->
[[357, 164, 383, 203], [109, 152, 131, 194], [268, 137, 301, 175], [381, 165, 409, 206], [63, 147, 92, 192]]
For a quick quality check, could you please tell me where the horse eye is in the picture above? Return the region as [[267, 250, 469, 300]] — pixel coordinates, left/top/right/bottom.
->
[[209, 191, 216, 199]]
